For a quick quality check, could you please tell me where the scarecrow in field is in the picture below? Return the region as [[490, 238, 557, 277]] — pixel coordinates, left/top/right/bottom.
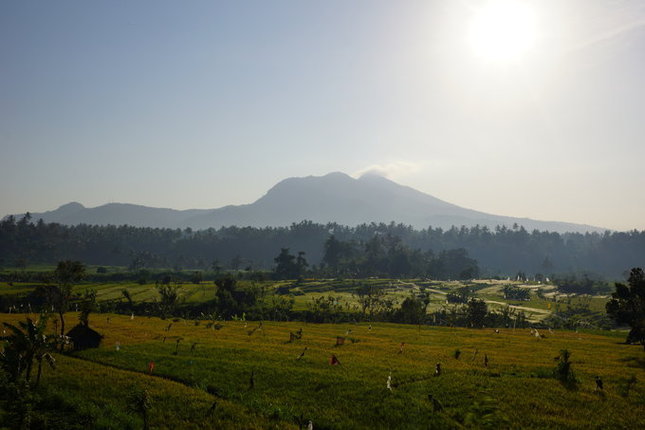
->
[[206, 400, 218, 417], [595, 376, 604, 391], [434, 363, 442, 376], [297, 347, 308, 360], [247, 323, 262, 336], [398, 342, 405, 354], [428, 394, 444, 412]]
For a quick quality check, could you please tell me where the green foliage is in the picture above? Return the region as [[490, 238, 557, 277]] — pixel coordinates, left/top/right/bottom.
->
[[121, 289, 133, 309], [267, 295, 295, 321], [394, 294, 427, 324], [190, 271, 203, 285], [79, 289, 98, 326], [606, 267, 645, 348], [553, 349, 577, 389], [322, 235, 346, 274], [1, 379, 35, 430], [543, 299, 613, 331], [274, 248, 308, 279], [502, 285, 530, 301], [53, 260, 86, 286], [555, 274, 611, 295], [447, 287, 473, 304], [466, 299, 488, 328], [3, 217, 645, 278], [354, 284, 388, 318], [1, 316, 57, 386], [214, 276, 260, 318], [126, 388, 152, 430], [2, 312, 645, 429], [306, 295, 348, 323], [41, 260, 86, 347], [463, 394, 510, 428], [617, 375, 638, 397], [155, 283, 181, 319]]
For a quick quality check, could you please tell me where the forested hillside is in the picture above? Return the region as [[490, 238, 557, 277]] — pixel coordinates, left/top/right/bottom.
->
[[1, 215, 643, 277]]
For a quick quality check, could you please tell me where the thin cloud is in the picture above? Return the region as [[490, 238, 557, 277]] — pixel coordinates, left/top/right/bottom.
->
[[353, 162, 423, 179]]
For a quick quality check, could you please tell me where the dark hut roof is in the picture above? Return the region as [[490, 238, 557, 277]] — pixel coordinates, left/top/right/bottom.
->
[[67, 323, 102, 338], [66, 324, 103, 349]]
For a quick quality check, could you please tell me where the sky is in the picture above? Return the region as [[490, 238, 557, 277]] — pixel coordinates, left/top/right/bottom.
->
[[1, 0, 644, 231]]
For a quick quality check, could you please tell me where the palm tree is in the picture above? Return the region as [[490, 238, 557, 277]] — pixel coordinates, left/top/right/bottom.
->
[[45, 260, 85, 351], [1, 316, 56, 386], [34, 336, 56, 387]]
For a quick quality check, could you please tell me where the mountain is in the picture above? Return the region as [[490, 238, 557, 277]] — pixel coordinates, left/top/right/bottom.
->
[[10, 172, 605, 233]]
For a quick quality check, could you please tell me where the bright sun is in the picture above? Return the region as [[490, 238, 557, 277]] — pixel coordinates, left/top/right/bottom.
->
[[468, 1, 538, 62]]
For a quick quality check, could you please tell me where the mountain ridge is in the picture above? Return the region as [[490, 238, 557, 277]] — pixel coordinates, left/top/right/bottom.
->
[[7, 172, 606, 233]]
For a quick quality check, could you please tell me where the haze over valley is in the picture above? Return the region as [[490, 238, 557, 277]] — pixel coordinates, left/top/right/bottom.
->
[[1, 1, 644, 429], [14, 172, 605, 234]]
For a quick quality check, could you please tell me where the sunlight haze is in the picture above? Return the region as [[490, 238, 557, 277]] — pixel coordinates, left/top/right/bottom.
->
[[1, 0, 644, 231]]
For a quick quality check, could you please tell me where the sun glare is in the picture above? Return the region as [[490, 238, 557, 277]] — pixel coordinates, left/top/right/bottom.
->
[[468, 1, 538, 62]]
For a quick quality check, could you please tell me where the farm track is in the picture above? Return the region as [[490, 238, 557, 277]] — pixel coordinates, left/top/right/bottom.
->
[[394, 280, 553, 320], [395, 280, 446, 295], [483, 300, 551, 315]]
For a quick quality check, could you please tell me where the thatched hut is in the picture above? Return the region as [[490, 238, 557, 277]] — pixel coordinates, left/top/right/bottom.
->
[[66, 324, 103, 350]]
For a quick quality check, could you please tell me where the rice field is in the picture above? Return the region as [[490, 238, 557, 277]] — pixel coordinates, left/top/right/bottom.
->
[[1, 277, 610, 322], [1, 312, 643, 429]]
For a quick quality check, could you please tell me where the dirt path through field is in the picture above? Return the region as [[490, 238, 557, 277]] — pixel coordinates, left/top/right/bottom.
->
[[484, 300, 551, 315], [395, 280, 447, 295]]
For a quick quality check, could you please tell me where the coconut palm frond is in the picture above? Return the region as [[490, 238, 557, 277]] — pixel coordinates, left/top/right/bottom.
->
[[43, 352, 56, 370]]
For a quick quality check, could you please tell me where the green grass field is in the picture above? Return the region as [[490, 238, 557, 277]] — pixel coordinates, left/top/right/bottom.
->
[[1, 277, 610, 324], [1, 312, 643, 429]]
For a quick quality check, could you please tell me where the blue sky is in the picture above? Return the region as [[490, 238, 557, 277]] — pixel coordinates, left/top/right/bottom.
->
[[2, 0, 644, 230]]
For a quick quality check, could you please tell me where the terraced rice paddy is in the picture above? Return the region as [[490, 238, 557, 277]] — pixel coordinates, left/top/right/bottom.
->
[[1, 312, 643, 429]]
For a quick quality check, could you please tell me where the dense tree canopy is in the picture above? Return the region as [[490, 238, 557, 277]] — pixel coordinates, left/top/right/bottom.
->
[[606, 267, 645, 348], [1, 215, 644, 277]]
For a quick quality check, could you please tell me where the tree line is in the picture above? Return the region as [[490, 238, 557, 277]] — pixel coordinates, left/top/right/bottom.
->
[[1, 214, 644, 277]]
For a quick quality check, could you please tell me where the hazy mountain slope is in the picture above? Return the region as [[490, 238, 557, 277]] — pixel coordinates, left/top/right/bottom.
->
[[184, 172, 603, 233], [10, 172, 605, 233], [22, 202, 210, 229]]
